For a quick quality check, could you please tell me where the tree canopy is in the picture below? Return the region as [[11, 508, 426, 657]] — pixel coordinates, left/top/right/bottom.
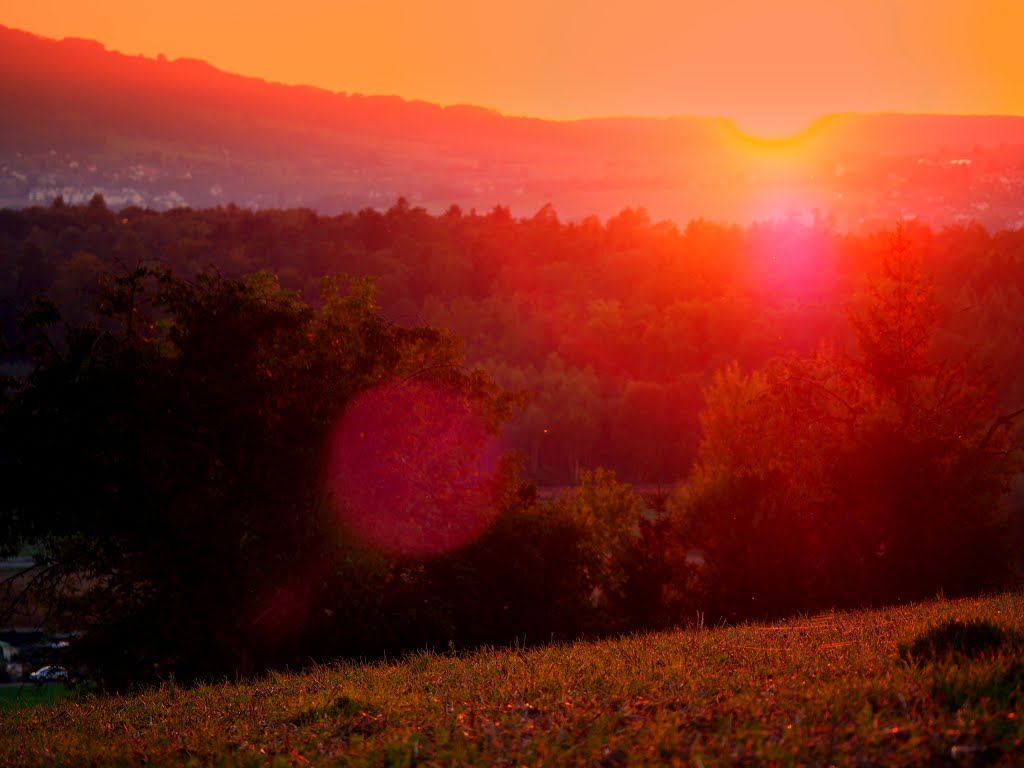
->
[[671, 232, 1022, 618]]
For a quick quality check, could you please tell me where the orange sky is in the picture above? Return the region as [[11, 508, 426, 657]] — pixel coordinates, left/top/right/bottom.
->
[[4, 0, 1023, 137]]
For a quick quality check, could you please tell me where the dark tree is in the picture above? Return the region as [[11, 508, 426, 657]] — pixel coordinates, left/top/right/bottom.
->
[[0, 265, 518, 686]]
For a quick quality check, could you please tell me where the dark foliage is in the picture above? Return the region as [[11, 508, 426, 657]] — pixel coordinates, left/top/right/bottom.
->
[[0, 264, 523, 686], [1, 203, 1022, 687]]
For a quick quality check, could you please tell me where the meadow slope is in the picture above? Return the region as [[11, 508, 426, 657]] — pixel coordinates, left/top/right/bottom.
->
[[3, 592, 1022, 766]]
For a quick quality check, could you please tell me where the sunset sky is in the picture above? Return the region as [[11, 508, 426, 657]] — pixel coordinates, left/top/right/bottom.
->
[[4, 0, 1024, 137]]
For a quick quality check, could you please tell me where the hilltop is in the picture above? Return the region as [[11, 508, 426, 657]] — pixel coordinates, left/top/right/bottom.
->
[[2, 25, 1024, 227], [3, 592, 1022, 766]]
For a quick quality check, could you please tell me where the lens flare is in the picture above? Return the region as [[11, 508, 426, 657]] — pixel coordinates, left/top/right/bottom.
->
[[326, 379, 501, 557]]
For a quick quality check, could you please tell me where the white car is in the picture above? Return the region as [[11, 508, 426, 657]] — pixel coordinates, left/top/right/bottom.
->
[[28, 665, 68, 682]]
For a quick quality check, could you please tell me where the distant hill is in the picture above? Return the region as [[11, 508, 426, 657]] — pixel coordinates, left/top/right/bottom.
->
[[1, 25, 1023, 227]]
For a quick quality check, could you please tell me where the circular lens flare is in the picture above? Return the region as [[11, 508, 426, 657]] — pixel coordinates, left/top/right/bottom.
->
[[326, 380, 500, 557]]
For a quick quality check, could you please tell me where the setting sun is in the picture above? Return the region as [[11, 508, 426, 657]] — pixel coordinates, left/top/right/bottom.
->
[[730, 113, 821, 143]]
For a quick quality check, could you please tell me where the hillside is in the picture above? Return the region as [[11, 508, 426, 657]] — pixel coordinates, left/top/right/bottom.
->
[[2, 25, 1024, 227], [4, 592, 1022, 766]]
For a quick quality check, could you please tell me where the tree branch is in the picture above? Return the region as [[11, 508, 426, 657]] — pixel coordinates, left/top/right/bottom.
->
[[782, 372, 860, 416], [977, 405, 1024, 453]]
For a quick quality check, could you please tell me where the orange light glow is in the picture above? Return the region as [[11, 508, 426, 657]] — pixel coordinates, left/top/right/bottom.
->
[[724, 116, 833, 155], [730, 116, 820, 145], [5, 1, 1024, 128]]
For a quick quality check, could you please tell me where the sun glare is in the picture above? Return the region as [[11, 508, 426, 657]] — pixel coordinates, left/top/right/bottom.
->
[[731, 113, 820, 144]]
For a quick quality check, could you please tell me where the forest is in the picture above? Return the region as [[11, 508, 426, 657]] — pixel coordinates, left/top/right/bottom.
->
[[1, 196, 1022, 687], [4, 196, 1024, 484]]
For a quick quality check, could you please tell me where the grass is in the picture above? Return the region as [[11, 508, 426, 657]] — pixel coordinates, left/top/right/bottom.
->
[[0, 683, 72, 711], [1, 592, 1021, 766]]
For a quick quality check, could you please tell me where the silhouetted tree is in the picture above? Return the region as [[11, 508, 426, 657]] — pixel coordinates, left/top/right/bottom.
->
[[0, 265, 517, 686]]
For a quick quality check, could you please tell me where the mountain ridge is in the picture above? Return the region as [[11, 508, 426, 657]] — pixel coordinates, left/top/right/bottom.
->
[[1, 24, 1023, 227]]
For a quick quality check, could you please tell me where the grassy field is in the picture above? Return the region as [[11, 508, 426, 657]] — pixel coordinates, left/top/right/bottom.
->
[[0, 683, 72, 711], [1, 592, 1021, 766]]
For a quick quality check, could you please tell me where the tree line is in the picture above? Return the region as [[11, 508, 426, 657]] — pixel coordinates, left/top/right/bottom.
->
[[4, 196, 1024, 485]]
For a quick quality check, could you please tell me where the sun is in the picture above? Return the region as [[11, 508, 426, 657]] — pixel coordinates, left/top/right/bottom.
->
[[731, 112, 820, 143]]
